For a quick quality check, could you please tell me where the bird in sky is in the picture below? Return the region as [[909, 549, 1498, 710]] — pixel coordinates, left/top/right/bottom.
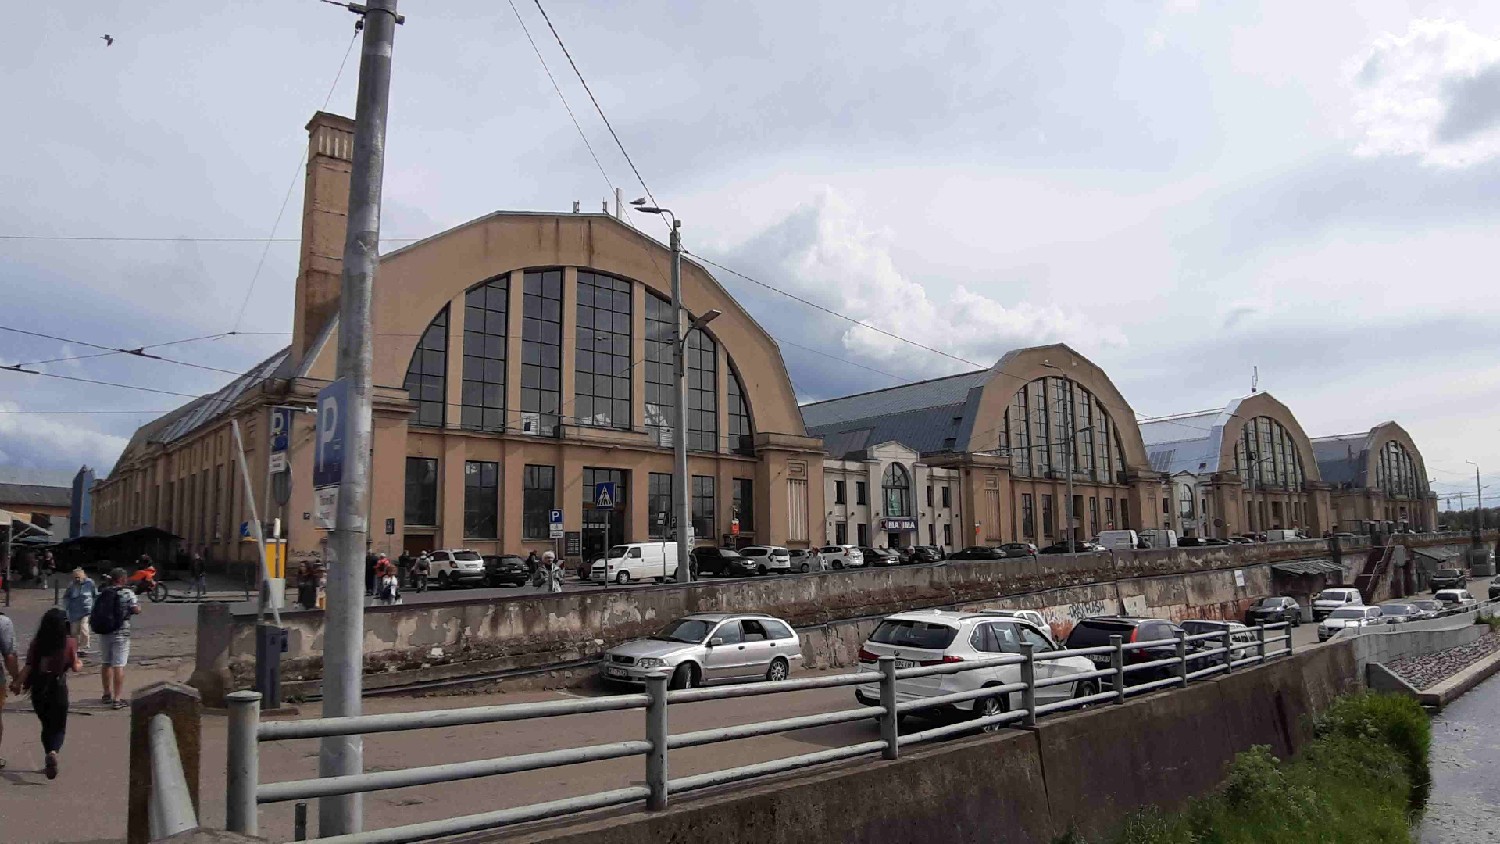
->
[[102, 34, 114, 46]]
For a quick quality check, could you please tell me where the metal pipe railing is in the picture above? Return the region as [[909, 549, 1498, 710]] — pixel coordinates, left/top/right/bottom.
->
[[227, 620, 1297, 842], [147, 714, 198, 840]]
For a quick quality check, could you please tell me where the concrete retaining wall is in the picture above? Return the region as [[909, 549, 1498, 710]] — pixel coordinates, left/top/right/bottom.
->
[[193, 532, 1485, 702], [504, 641, 1360, 844], [1347, 613, 1487, 675]]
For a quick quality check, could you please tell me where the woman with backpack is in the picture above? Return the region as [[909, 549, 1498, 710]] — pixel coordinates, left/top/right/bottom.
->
[[12, 608, 81, 779]]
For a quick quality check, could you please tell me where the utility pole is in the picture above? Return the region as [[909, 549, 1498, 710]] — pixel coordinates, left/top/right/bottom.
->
[[670, 220, 691, 583], [1467, 461, 1483, 541], [322, 1, 399, 836]]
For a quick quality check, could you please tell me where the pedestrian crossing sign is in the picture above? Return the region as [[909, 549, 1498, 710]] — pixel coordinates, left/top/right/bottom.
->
[[594, 482, 616, 510]]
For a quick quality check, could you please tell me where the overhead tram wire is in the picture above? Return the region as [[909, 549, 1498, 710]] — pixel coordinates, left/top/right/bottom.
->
[[0, 369, 205, 399], [0, 325, 245, 375], [507, 0, 614, 192], [229, 28, 360, 334]]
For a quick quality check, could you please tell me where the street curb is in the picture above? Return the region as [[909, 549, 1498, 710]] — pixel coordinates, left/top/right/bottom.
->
[[1419, 647, 1500, 710]]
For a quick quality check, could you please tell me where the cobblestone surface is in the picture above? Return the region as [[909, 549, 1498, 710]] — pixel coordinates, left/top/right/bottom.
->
[[1386, 631, 1500, 690]]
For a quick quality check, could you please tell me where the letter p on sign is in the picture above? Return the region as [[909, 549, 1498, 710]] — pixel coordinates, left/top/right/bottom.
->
[[314, 379, 348, 489]]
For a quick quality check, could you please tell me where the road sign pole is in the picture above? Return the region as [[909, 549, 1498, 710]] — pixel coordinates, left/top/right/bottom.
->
[[322, 2, 399, 835]]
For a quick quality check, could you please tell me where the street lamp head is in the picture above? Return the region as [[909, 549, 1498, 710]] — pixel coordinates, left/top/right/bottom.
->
[[630, 197, 649, 206], [688, 309, 722, 334]]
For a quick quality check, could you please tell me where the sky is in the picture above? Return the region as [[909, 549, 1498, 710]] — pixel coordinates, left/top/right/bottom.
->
[[2, 1, 1499, 507]]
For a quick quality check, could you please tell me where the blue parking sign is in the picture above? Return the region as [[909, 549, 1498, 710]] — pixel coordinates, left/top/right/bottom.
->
[[313, 379, 348, 488]]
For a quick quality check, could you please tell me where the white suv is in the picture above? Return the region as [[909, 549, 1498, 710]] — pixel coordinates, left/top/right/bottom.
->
[[1312, 587, 1363, 620], [739, 546, 791, 575], [427, 549, 486, 588], [854, 610, 1096, 728], [819, 545, 865, 570]]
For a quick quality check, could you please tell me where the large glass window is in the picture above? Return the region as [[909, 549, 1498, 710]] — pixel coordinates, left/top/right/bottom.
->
[[733, 477, 754, 532], [856, 481, 868, 506], [834, 480, 847, 505], [644, 295, 675, 446], [727, 370, 753, 455], [1377, 440, 1421, 498], [464, 461, 498, 538], [1008, 388, 1031, 476], [1105, 497, 1116, 530], [461, 276, 508, 432], [522, 465, 555, 540], [883, 463, 911, 517], [1021, 493, 1035, 539], [1233, 417, 1306, 492], [1006, 376, 1126, 483], [404, 457, 438, 526], [648, 472, 672, 539], [687, 330, 718, 452], [692, 475, 715, 539], [1041, 494, 1054, 539], [520, 270, 563, 436], [403, 307, 448, 428], [575, 272, 632, 429]]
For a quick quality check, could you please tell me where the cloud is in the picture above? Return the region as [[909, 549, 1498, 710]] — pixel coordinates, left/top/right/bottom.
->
[[1350, 19, 1500, 167], [714, 189, 1123, 395], [0, 401, 129, 478]]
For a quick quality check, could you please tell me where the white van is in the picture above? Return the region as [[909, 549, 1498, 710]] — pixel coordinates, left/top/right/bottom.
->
[[1095, 530, 1140, 551], [590, 542, 681, 585], [1137, 529, 1178, 549]]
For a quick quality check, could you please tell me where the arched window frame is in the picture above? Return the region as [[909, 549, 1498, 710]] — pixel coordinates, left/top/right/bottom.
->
[[883, 462, 911, 518]]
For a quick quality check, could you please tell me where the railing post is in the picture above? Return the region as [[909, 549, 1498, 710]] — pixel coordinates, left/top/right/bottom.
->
[[644, 671, 670, 811], [879, 655, 899, 760], [295, 801, 309, 841], [1175, 629, 1189, 687], [1110, 635, 1125, 704], [1221, 628, 1235, 672], [1256, 625, 1267, 664], [1284, 622, 1295, 657], [128, 681, 202, 844], [1020, 642, 1037, 727], [226, 690, 262, 836]]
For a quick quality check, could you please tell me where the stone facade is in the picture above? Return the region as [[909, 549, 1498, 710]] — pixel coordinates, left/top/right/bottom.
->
[[821, 441, 961, 551]]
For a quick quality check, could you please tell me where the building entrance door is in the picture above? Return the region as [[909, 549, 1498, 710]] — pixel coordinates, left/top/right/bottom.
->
[[887, 531, 903, 548], [404, 533, 436, 555]]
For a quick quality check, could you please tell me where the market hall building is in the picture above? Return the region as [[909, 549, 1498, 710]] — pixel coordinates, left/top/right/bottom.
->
[[1311, 422, 1439, 532], [92, 111, 829, 568], [804, 344, 1166, 549]]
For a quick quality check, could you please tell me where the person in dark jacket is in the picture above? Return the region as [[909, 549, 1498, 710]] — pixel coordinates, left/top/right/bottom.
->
[[13, 608, 81, 779]]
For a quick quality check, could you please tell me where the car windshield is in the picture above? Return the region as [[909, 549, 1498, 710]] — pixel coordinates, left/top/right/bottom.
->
[[607, 545, 630, 558], [869, 619, 959, 649], [1381, 604, 1414, 615], [651, 619, 713, 643], [1180, 621, 1225, 634], [453, 551, 483, 562], [1317, 590, 1351, 601], [1413, 600, 1442, 610], [1437, 569, 1462, 577], [741, 549, 767, 557], [1329, 608, 1365, 620], [1255, 597, 1284, 608]]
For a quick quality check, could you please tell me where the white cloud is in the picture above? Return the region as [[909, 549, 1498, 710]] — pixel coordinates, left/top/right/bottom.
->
[[727, 189, 1124, 381], [1350, 19, 1500, 167], [0, 401, 129, 477]]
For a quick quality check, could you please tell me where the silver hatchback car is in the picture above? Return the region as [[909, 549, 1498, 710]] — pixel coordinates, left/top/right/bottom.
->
[[601, 612, 803, 689]]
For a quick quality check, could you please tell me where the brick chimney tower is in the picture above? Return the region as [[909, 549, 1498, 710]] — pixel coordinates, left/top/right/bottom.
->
[[292, 111, 356, 366]]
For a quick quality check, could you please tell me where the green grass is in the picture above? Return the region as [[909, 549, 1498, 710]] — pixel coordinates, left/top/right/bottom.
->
[[1057, 693, 1430, 844]]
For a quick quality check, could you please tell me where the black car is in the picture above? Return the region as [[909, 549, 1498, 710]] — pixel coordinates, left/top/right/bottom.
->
[[1039, 541, 1103, 554], [912, 545, 946, 563], [1064, 617, 1213, 684], [482, 554, 530, 587], [948, 546, 1006, 561], [691, 547, 757, 578], [1177, 536, 1204, 547], [1490, 581, 1500, 602], [860, 547, 902, 567], [1377, 602, 1421, 625], [1201, 538, 1231, 546], [1430, 568, 1468, 590], [999, 542, 1038, 558], [1244, 596, 1301, 627]]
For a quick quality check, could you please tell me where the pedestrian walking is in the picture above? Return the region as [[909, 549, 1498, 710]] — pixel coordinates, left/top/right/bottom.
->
[[13, 608, 80, 780], [62, 569, 97, 654], [364, 551, 378, 596], [375, 558, 401, 606], [543, 551, 564, 594], [191, 552, 207, 600], [397, 550, 412, 587], [412, 553, 430, 592], [89, 567, 140, 709], [0, 609, 20, 769]]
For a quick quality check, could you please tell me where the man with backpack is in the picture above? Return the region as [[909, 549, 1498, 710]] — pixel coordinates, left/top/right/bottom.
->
[[89, 568, 139, 709]]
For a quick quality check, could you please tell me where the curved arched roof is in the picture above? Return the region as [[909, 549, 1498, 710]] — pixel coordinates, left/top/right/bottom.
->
[[1141, 392, 1323, 483], [1311, 420, 1429, 491]]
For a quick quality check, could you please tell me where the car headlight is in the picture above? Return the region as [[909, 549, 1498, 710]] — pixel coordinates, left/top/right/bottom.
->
[[636, 658, 664, 669]]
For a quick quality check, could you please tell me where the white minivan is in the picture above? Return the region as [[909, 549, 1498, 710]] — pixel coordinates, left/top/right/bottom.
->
[[590, 542, 682, 585], [1137, 529, 1178, 549], [1095, 530, 1140, 551]]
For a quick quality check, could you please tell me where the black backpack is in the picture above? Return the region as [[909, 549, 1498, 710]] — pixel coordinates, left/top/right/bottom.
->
[[90, 586, 128, 635]]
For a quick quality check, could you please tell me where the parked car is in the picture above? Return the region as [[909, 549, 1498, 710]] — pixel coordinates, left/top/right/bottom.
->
[[1039, 541, 1104, 554], [1064, 617, 1211, 684], [788, 548, 823, 573], [1318, 606, 1383, 641], [1179, 620, 1257, 663], [691, 546, 757, 578], [854, 610, 1097, 727], [1409, 599, 1445, 619], [1244, 596, 1302, 627], [427, 549, 487, 588], [1176, 536, 1204, 547], [1312, 587, 1364, 620], [1227, 536, 1254, 545], [1490, 581, 1500, 602], [1376, 602, 1421, 625], [977, 608, 1048, 630], [818, 545, 865, 570], [1430, 568, 1468, 590], [738, 545, 791, 575], [912, 545, 946, 563], [999, 542, 1038, 558], [860, 547, 902, 567], [949, 546, 1007, 561], [601, 613, 802, 690], [591, 542, 682, 584], [482, 554, 529, 588], [1201, 537, 1232, 546], [1434, 588, 1478, 609]]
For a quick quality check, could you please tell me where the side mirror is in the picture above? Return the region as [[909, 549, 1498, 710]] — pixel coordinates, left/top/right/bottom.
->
[[709, 637, 724, 647]]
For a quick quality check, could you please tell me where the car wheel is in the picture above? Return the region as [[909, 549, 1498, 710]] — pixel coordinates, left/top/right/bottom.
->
[[669, 663, 699, 690], [833, 561, 844, 570], [766, 657, 789, 682], [1072, 679, 1100, 707], [615, 571, 631, 585], [437, 571, 450, 588], [975, 692, 1009, 732], [799, 562, 810, 573]]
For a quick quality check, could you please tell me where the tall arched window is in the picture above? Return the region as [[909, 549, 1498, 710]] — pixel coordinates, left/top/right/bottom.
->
[[1377, 441, 1421, 498], [645, 293, 720, 452], [575, 271, 632, 429], [727, 367, 754, 455], [1232, 417, 1305, 491], [461, 276, 507, 432], [403, 306, 448, 428], [1003, 377, 1128, 483], [883, 463, 911, 517]]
